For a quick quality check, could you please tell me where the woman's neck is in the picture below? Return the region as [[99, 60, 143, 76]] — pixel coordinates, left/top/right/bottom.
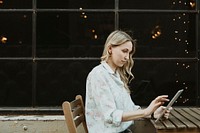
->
[[106, 59, 117, 73]]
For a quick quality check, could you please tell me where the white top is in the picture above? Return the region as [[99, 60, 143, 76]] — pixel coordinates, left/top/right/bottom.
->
[[85, 61, 140, 133]]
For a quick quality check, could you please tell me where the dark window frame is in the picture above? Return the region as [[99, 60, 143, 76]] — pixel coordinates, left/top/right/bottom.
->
[[0, 0, 199, 113]]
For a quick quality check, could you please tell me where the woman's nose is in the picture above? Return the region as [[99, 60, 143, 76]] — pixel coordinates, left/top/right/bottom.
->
[[124, 55, 129, 60]]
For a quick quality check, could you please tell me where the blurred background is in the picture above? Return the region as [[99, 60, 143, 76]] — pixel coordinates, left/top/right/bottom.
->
[[0, 0, 199, 113]]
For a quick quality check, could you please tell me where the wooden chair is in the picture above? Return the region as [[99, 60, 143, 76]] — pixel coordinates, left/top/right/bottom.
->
[[62, 95, 88, 133]]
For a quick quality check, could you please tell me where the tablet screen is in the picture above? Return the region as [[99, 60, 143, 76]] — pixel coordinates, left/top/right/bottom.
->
[[155, 89, 184, 123]]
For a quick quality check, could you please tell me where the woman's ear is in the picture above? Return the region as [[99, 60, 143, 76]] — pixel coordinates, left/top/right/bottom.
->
[[108, 46, 112, 55]]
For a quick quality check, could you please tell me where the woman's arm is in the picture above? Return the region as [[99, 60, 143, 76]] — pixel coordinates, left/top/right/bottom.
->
[[122, 109, 146, 121], [122, 95, 169, 121]]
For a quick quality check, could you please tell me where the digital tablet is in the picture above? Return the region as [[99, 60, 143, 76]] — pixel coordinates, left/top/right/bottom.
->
[[155, 89, 184, 123]]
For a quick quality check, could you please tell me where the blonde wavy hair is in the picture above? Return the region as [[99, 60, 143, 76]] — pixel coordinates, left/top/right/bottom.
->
[[101, 30, 136, 93]]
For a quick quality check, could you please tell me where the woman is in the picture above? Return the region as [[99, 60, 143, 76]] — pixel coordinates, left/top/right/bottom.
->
[[85, 30, 171, 133]]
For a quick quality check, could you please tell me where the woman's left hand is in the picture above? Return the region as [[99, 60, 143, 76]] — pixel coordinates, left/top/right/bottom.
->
[[154, 106, 173, 119]]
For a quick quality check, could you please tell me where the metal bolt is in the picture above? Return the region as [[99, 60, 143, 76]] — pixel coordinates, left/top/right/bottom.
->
[[23, 126, 28, 131]]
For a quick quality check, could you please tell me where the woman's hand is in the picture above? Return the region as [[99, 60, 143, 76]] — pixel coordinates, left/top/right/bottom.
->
[[144, 95, 169, 117], [154, 106, 173, 119]]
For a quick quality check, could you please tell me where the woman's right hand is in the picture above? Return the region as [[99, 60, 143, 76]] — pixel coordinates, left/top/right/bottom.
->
[[144, 95, 169, 116]]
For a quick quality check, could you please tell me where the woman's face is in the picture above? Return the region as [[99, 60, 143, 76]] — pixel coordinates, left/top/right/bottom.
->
[[108, 41, 133, 69]]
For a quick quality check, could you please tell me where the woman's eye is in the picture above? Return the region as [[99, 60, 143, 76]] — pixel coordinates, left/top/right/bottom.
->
[[122, 50, 128, 53]]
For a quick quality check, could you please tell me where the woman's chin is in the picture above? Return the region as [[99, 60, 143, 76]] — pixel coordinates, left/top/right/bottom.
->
[[118, 63, 125, 67]]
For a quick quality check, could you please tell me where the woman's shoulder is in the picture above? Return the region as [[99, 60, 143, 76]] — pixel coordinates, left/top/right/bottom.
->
[[89, 63, 105, 75], [87, 63, 111, 83], [89, 63, 112, 79]]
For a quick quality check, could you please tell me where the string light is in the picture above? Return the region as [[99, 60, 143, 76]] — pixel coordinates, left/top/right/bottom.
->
[[83, 15, 87, 19], [190, 1, 195, 8], [79, 7, 88, 19], [91, 29, 98, 40], [19, 41, 22, 44], [23, 15, 27, 18], [151, 25, 161, 39], [0, 36, 7, 44], [172, 0, 193, 105], [185, 65, 190, 69], [94, 35, 98, 39]]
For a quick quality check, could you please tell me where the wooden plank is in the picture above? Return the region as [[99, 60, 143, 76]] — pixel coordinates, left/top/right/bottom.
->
[[172, 108, 197, 128], [183, 108, 200, 121], [161, 119, 176, 129], [168, 112, 187, 129], [190, 108, 200, 115], [177, 108, 200, 128], [151, 119, 166, 129], [151, 108, 200, 132]]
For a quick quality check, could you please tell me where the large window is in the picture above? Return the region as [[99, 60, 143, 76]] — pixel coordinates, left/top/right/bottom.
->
[[0, 0, 199, 110]]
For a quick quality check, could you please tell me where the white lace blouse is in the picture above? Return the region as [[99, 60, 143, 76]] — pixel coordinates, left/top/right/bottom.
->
[[85, 61, 140, 133]]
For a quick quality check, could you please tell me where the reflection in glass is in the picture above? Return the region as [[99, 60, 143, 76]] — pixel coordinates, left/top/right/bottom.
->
[[37, 12, 114, 57], [35, 59, 197, 106], [0, 0, 198, 108], [36, 60, 99, 106], [37, 0, 114, 9], [119, 0, 196, 10], [131, 60, 197, 106], [119, 13, 196, 57], [0, 13, 32, 57], [0, 0, 32, 9], [0, 61, 32, 106]]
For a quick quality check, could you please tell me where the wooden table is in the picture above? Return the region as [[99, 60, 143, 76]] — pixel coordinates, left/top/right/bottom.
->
[[151, 107, 200, 133]]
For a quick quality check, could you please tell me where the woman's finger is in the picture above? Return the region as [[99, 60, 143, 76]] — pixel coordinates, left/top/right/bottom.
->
[[155, 96, 169, 102], [164, 115, 169, 119], [168, 107, 173, 111]]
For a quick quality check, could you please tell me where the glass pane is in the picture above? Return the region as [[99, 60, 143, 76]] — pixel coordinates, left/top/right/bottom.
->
[[0, 12, 32, 57], [0, 60, 32, 106], [36, 60, 99, 106], [36, 59, 197, 106], [36, 12, 114, 57], [198, 13, 200, 105], [37, 0, 114, 9], [119, 13, 196, 58], [131, 60, 197, 106], [0, 0, 32, 9], [119, 0, 197, 10]]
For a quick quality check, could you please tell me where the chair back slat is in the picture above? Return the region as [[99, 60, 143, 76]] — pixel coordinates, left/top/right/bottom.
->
[[73, 106, 83, 118], [70, 99, 81, 109], [62, 95, 88, 133], [74, 114, 85, 127]]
